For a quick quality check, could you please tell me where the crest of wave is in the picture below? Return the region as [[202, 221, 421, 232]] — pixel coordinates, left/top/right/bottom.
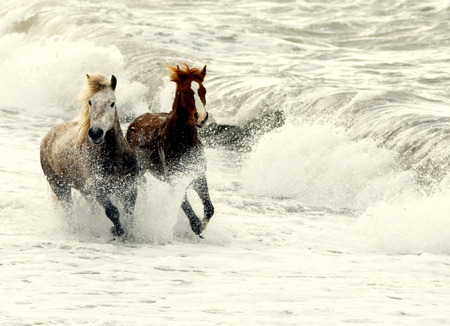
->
[[0, 34, 147, 117], [242, 121, 416, 210]]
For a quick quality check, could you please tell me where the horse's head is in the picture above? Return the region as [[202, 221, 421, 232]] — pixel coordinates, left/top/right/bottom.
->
[[87, 75, 117, 145], [76, 73, 118, 146], [169, 64, 209, 128]]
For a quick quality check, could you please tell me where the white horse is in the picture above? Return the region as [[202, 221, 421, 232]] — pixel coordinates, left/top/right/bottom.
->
[[40, 73, 138, 236]]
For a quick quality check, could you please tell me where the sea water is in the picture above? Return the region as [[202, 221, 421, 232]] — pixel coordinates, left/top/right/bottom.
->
[[1, 0, 450, 325]]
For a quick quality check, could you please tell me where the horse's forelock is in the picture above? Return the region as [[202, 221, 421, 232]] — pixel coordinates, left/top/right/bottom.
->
[[86, 73, 113, 93], [167, 64, 206, 84]]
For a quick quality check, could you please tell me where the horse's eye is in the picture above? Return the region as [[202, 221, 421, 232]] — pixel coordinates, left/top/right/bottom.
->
[[88, 100, 92, 106], [110, 102, 115, 108]]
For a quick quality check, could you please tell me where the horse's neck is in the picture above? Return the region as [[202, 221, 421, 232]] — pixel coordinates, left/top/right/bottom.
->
[[105, 126, 119, 148], [106, 119, 128, 149], [165, 111, 198, 147]]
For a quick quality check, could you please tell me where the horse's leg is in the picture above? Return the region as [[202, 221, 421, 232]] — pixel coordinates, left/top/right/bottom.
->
[[192, 174, 214, 231], [96, 195, 124, 237], [181, 195, 203, 235], [49, 178, 72, 209], [122, 182, 138, 230]]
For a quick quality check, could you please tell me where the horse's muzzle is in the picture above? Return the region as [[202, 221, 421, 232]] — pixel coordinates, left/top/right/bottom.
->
[[88, 127, 104, 144], [197, 112, 209, 128]]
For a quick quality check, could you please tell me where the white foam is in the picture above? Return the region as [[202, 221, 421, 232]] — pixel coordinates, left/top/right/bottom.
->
[[132, 176, 186, 244], [0, 34, 148, 118], [355, 191, 450, 254], [242, 121, 416, 210]]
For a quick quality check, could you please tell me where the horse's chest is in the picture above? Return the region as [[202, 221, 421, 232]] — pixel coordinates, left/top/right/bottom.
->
[[166, 145, 205, 175], [90, 151, 136, 179]]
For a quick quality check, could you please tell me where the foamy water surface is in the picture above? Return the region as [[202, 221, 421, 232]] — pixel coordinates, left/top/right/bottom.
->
[[1, 0, 450, 325]]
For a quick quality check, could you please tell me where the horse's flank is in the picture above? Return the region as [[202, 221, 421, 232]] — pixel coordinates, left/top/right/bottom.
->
[[40, 120, 89, 190], [75, 73, 115, 147]]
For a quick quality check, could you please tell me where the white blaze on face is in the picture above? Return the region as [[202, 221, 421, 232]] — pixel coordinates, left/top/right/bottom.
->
[[89, 90, 116, 137], [191, 81, 207, 125]]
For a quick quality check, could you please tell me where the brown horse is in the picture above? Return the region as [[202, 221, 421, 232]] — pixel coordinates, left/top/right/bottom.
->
[[40, 73, 138, 236], [126, 64, 214, 236]]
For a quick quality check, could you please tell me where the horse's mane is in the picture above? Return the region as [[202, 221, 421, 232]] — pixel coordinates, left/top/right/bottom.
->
[[167, 63, 205, 84], [75, 73, 113, 147]]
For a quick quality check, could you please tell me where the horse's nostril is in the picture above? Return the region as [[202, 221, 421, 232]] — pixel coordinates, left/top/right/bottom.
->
[[197, 112, 209, 128], [88, 127, 104, 140]]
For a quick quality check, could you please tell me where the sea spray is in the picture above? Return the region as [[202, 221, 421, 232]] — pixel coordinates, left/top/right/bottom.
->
[[0, 34, 148, 118], [242, 121, 416, 210], [355, 191, 450, 254]]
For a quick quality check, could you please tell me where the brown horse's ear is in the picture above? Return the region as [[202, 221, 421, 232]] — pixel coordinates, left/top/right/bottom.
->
[[200, 65, 207, 78], [111, 75, 117, 90]]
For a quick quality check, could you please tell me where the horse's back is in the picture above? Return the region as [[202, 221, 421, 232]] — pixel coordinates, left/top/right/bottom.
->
[[126, 112, 168, 149]]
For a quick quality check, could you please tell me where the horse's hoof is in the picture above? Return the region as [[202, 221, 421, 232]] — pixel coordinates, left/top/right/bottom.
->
[[111, 226, 125, 237], [189, 218, 203, 236], [201, 218, 210, 232]]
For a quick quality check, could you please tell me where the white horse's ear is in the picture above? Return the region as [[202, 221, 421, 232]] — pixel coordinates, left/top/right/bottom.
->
[[200, 65, 207, 78], [86, 73, 90, 79], [111, 75, 117, 90]]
